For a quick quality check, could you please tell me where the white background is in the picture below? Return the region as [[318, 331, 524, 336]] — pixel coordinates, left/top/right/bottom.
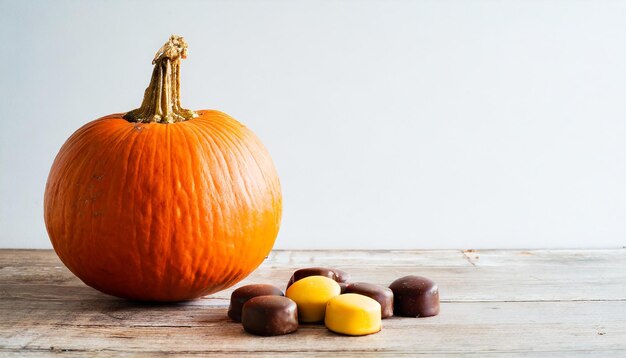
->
[[1, 0, 625, 249]]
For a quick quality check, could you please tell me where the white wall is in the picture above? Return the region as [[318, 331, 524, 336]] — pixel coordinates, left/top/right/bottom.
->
[[1, 0, 625, 249]]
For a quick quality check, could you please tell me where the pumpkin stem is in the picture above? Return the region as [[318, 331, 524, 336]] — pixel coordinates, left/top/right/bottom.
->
[[124, 35, 197, 124]]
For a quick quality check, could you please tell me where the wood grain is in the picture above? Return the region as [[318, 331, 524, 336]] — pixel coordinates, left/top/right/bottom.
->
[[1, 249, 625, 356]]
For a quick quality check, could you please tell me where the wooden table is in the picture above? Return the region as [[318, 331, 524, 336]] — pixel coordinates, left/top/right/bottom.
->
[[1, 249, 625, 356]]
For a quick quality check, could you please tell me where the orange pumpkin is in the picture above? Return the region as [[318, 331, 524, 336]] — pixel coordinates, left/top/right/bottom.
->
[[44, 35, 282, 301]]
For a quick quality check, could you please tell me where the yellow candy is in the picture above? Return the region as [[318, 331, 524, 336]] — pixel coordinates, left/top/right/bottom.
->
[[286, 276, 341, 322], [324, 293, 382, 336]]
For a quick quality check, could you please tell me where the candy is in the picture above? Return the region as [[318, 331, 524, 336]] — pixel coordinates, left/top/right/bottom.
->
[[339, 282, 349, 294], [324, 293, 382, 336], [344, 282, 394, 318], [286, 267, 350, 289], [388, 275, 440, 317], [286, 276, 341, 322], [241, 296, 298, 336], [228, 284, 284, 322]]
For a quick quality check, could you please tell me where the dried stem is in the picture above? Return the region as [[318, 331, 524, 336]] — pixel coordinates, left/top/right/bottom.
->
[[124, 35, 196, 124]]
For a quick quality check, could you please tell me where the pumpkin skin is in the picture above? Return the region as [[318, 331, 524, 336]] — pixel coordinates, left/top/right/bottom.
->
[[44, 110, 282, 301]]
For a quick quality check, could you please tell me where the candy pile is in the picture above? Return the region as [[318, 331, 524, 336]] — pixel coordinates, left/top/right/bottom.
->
[[227, 267, 439, 336]]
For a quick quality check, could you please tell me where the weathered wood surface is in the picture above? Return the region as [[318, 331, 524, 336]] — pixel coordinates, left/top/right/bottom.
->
[[1, 249, 625, 356]]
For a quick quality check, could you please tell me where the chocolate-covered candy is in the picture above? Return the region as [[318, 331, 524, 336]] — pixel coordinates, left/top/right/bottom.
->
[[325, 294, 382, 336], [345, 282, 394, 318], [286, 276, 341, 322], [389, 276, 439, 317], [333, 269, 350, 283], [286, 267, 351, 289], [241, 296, 298, 336], [339, 282, 349, 294], [228, 284, 284, 322]]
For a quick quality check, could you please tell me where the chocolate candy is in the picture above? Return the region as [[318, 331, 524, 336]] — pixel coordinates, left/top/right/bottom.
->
[[325, 293, 382, 336], [388, 275, 439, 317], [241, 296, 298, 336], [344, 282, 394, 318], [339, 282, 349, 294], [286, 276, 341, 322], [228, 284, 284, 322], [333, 268, 350, 283], [286, 267, 350, 289]]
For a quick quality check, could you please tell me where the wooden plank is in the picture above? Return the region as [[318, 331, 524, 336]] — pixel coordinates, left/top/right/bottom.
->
[[1, 249, 625, 356], [459, 249, 626, 268], [3, 248, 625, 268], [1, 351, 626, 358], [1, 297, 625, 327], [2, 263, 625, 303], [1, 301, 624, 355], [2, 249, 625, 302], [267, 249, 626, 269], [267, 249, 472, 267], [1, 351, 625, 358]]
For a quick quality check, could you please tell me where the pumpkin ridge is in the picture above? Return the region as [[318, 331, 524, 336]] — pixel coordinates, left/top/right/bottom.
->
[[189, 117, 272, 287], [186, 118, 243, 286], [207, 115, 281, 225], [183, 122, 218, 290], [47, 119, 121, 290], [169, 123, 199, 290], [125, 124, 145, 254], [205, 118, 256, 211], [118, 122, 160, 297], [127, 122, 152, 284], [183, 123, 230, 293], [184, 119, 226, 269], [99, 123, 146, 297], [198, 117, 280, 278]]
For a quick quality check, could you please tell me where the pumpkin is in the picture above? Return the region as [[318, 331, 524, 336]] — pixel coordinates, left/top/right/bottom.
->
[[44, 35, 282, 301]]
